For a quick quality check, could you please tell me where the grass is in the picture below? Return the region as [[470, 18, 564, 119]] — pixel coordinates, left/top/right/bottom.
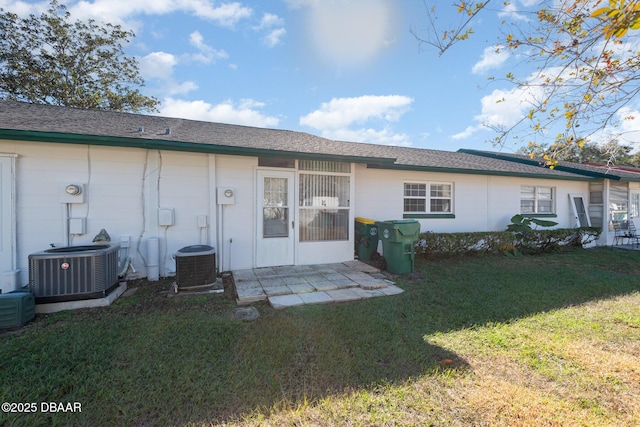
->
[[1, 247, 639, 426]]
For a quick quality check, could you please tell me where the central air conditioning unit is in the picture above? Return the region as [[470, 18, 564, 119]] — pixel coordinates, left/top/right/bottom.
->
[[28, 244, 120, 303], [175, 245, 216, 289]]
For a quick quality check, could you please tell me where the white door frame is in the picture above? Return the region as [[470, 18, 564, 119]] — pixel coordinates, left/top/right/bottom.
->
[[255, 169, 296, 267], [569, 193, 591, 227]]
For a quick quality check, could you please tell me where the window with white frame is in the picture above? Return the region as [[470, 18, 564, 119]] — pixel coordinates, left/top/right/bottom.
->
[[520, 186, 555, 214], [403, 182, 453, 214]]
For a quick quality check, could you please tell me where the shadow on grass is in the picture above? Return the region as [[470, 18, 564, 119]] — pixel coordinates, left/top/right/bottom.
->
[[217, 247, 640, 422], [1, 247, 639, 426]]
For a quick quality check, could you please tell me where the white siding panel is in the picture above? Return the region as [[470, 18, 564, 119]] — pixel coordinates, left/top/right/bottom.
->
[[0, 140, 223, 285], [355, 165, 590, 233], [0, 136, 594, 286], [215, 155, 258, 270]]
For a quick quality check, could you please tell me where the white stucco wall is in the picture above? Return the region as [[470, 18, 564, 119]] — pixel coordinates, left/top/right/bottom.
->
[[354, 164, 590, 233], [0, 140, 229, 285], [0, 138, 597, 288]]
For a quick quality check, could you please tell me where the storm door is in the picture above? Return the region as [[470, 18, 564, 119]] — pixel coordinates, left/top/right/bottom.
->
[[256, 170, 295, 267]]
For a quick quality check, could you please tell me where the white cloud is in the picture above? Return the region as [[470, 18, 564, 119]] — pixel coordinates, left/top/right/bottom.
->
[[498, 1, 529, 21], [66, 0, 252, 27], [452, 84, 543, 140], [283, 0, 316, 9], [139, 51, 177, 80], [618, 107, 640, 136], [300, 95, 412, 130], [255, 13, 284, 29], [159, 97, 280, 127], [451, 125, 483, 140], [252, 13, 286, 48], [263, 28, 287, 48], [325, 127, 412, 146], [472, 45, 510, 74], [300, 95, 413, 145], [0, 0, 48, 15], [588, 106, 640, 149], [189, 31, 229, 63], [139, 51, 199, 95]]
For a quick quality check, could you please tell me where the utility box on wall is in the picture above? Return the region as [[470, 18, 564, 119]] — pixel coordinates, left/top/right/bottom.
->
[[217, 187, 235, 205]]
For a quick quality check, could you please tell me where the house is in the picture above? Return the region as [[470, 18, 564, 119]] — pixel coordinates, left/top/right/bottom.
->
[[0, 100, 631, 293]]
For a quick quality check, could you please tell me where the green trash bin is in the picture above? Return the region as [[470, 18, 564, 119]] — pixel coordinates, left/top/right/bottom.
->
[[375, 220, 420, 274], [355, 217, 378, 261]]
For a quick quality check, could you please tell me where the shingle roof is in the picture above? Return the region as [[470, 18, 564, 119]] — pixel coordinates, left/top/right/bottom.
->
[[460, 149, 640, 182], [0, 100, 591, 180]]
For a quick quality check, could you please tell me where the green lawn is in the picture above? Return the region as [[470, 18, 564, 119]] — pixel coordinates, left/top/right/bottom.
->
[[1, 247, 639, 426]]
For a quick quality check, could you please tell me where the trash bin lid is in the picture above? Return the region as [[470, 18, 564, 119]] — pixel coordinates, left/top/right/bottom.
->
[[355, 217, 376, 224]]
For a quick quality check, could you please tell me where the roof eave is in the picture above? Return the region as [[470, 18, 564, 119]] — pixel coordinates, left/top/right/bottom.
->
[[0, 129, 398, 165], [367, 162, 593, 181], [457, 148, 640, 181]]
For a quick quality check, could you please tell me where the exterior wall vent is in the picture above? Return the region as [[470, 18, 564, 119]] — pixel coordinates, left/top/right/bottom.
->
[[175, 245, 216, 289], [28, 244, 120, 303]]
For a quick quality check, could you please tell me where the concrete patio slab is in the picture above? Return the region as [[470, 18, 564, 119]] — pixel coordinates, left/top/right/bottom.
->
[[236, 286, 267, 305], [269, 294, 304, 309], [286, 283, 316, 294], [233, 260, 403, 308], [325, 288, 362, 302], [262, 285, 291, 297], [310, 281, 341, 292], [298, 291, 334, 305], [380, 284, 405, 296], [350, 287, 386, 298]]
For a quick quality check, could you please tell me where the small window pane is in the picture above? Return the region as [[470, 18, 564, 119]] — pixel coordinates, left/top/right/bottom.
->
[[299, 175, 350, 207], [404, 183, 426, 197], [431, 199, 451, 213], [264, 178, 288, 206], [263, 208, 288, 238], [521, 200, 535, 213], [521, 186, 535, 199], [538, 187, 552, 199], [299, 209, 348, 241], [259, 157, 295, 168], [431, 184, 451, 198], [538, 200, 553, 213], [404, 198, 426, 212]]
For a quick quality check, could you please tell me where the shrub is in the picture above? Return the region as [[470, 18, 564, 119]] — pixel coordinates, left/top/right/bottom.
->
[[415, 227, 601, 258]]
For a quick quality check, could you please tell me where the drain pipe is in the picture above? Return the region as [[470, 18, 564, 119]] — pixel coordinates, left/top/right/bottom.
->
[[64, 203, 71, 246], [146, 237, 160, 281]]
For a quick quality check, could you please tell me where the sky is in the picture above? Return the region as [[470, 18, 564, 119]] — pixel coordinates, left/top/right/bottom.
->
[[2, 0, 639, 153]]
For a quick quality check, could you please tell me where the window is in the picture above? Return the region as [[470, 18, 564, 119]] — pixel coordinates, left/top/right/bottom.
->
[[404, 182, 452, 214], [299, 161, 351, 242], [258, 157, 295, 168], [609, 183, 628, 222], [521, 186, 554, 214]]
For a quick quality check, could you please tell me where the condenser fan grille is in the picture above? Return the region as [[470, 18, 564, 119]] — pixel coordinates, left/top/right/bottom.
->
[[175, 245, 216, 288]]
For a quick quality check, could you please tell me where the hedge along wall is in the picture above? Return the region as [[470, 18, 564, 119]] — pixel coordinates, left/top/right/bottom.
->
[[415, 227, 602, 258]]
